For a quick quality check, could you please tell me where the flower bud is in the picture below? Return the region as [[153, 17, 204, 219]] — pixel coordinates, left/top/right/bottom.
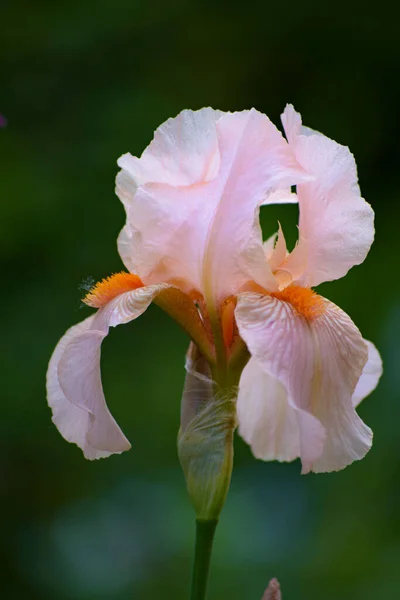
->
[[262, 578, 281, 600], [178, 344, 237, 521]]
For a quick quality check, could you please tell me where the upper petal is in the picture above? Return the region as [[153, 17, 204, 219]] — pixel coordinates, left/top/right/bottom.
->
[[46, 284, 170, 459], [235, 292, 373, 473], [280, 105, 375, 287], [116, 108, 224, 281], [116, 108, 309, 299], [201, 109, 309, 300], [116, 108, 224, 201]]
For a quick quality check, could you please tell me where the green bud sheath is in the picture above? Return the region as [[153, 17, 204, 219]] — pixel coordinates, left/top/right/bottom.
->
[[178, 343, 240, 600], [178, 343, 237, 521]]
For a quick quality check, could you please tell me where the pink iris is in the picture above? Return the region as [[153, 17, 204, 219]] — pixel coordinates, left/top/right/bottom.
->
[[47, 105, 382, 473]]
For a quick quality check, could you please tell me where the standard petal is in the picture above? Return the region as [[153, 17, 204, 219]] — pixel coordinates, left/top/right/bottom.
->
[[235, 292, 373, 473], [46, 284, 170, 459], [122, 180, 216, 290], [117, 223, 137, 273], [281, 104, 375, 287], [116, 108, 224, 284], [116, 108, 224, 199], [201, 109, 309, 301], [352, 340, 383, 407], [121, 109, 309, 295]]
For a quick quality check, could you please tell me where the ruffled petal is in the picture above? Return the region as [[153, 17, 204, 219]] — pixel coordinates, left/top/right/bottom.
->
[[117, 108, 309, 298], [115, 109, 224, 287], [202, 109, 309, 300], [352, 340, 382, 407], [46, 284, 170, 459], [235, 292, 373, 473], [116, 108, 224, 199], [237, 357, 303, 463], [280, 104, 375, 287], [116, 108, 224, 286], [122, 180, 215, 290]]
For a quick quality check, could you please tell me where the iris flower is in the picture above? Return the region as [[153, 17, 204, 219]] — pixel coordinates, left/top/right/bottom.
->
[[47, 105, 382, 475]]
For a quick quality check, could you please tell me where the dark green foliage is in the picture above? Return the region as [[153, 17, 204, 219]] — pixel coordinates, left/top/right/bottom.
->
[[0, 1, 399, 598]]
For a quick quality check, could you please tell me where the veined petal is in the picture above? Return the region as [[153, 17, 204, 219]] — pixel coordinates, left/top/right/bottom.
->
[[235, 292, 373, 473], [238, 343, 382, 466], [281, 104, 375, 287], [46, 284, 170, 459], [352, 340, 382, 407], [238, 357, 310, 463]]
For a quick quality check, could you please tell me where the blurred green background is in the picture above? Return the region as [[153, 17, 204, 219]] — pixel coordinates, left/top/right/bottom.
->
[[1, 1, 399, 598]]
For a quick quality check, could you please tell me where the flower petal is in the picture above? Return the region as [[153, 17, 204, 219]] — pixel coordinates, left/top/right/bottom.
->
[[237, 357, 303, 463], [117, 108, 309, 299], [46, 284, 170, 459], [267, 223, 288, 272], [281, 104, 375, 287], [116, 108, 224, 197], [235, 292, 373, 473], [116, 109, 224, 287], [202, 109, 309, 300], [46, 316, 117, 460], [261, 188, 298, 205], [352, 340, 382, 407], [122, 180, 215, 290]]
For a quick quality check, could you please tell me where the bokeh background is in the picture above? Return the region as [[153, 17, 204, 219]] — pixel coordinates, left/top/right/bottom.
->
[[1, 1, 399, 598]]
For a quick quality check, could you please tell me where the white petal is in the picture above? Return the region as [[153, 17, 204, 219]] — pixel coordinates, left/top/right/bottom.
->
[[47, 284, 170, 459], [281, 104, 375, 287], [237, 357, 301, 463], [235, 292, 373, 473], [352, 340, 382, 407]]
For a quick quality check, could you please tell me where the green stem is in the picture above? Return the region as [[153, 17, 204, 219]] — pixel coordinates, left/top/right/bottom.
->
[[190, 519, 218, 600]]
